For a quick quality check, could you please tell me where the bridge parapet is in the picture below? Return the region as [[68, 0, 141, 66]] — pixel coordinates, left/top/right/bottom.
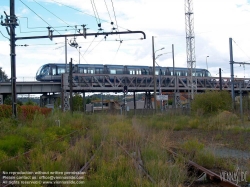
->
[[62, 74, 250, 92], [0, 75, 249, 94], [0, 82, 61, 94]]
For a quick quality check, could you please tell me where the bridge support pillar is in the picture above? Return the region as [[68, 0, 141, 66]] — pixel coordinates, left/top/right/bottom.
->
[[82, 92, 85, 112], [40, 94, 60, 108], [144, 91, 153, 109], [174, 92, 182, 108], [61, 92, 70, 111], [133, 91, 136, 115]]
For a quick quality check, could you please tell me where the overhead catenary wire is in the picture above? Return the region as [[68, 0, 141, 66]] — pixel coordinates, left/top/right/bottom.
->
[[88, 38, 105, 54], [83, 36, 97, 56], [112, 42, 122, 64], [74, 47, 88, 64], [90, 0, 99, 26], [232, 39, 250, 62], [92, 0, 101, 24], [0, 31, 9, 40], [48, 0, 132, 32], [17, 17, 80, 34], [32, 0, 74, 29], [18, 0, 61, 35], [104, 0, 113, 24], [18, 17, 83, 30], [111, 0, 121, 41]]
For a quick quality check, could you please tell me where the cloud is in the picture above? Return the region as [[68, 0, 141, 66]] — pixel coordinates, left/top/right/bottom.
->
[[1, 0, 250, 80]]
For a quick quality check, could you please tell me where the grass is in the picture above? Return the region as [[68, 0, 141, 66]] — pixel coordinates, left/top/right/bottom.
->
[[0, 109, 249, 186]]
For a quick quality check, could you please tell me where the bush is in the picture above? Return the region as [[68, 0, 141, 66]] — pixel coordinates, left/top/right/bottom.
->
[[0, 105, 12, 118], [191, 91, 231, 115], [0, 135, 28, 156], [208, 110, 238, 129], [0, 105, 52, 119]]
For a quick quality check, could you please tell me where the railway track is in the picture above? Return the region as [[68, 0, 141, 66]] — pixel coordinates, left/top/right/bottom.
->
[[131, 118, 243, 187], [116, 141, 156, 184]]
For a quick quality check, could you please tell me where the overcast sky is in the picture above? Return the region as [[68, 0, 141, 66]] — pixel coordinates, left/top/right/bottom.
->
[[1, 0, 250, 80]]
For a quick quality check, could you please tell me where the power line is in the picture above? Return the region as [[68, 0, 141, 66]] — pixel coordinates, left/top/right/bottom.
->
[[76, 47, 88, 64], [88, 38, 105, 54], [83, 35, 96, 55], [104, 0, 113, 24], [111, 0, 121, 41], [0, 31, 9, 40], [18, 0, 61, 35], [17, 17, 79, 34], [112, 42, 122, 64], [48, 0, 131, 32], [92, 0, 101, 24], [18, 17, 46, 30], [90, 0, 99, 25], [232, 39, 250, 62], [32, 0, 74, 29], [18, 17, 82, 30]]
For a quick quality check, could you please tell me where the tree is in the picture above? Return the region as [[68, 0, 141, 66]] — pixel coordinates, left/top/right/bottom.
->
[[73, 93, 83, 111], [25, 99, 37, 106], [4, 95, 23, 105], [0, 67, 9, 82]]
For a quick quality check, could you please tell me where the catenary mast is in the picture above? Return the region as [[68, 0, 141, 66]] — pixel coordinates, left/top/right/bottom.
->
[[184, 0, 196, 102]]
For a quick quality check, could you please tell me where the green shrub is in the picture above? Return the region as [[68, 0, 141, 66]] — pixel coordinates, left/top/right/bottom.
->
[[191, 91, 232, 115], [208, 111, 238, 130], [0, 135, 29, 156]]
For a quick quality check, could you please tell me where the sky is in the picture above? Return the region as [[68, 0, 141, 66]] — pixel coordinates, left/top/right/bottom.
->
[[1, 0, 250, 81]]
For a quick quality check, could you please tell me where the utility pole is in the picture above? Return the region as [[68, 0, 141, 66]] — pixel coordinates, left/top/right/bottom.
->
[[79, 46, 81, 64], [152, 36, 157, 112], [65, 37, 67, 73], [229, 37, 250, 110], [1, 0, 18, 118], [69, 58, 73, 114], [219, 68, 222, 91], [10, 0, 17, 118], [229, 38, 235, 110], [172, 44, 175, 77]]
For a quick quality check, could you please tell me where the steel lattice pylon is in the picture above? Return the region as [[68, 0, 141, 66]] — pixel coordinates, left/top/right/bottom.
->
[[185, 0, 196, 102]]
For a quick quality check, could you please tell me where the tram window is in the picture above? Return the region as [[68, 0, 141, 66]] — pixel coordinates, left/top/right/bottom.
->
[[41, 66, 49, 75], [79, 68, 84, 73], [88, 69, 94, 74], [110, 69, 116, 74], [83, 68, 87, 73], [176, 71, 181, 76], [116, 69, 123, 74], [95, 68, 103, 74], [130, 70, 135, 75], [137, 70, 141, 75], [52, 67, 57, 75], [58, 67, 65, 74], [196, 72, 202, 77], [155, 70, 159, 75]]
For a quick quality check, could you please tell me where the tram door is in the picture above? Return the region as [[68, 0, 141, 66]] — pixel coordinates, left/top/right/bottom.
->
[[50, 64, 60, 81]]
